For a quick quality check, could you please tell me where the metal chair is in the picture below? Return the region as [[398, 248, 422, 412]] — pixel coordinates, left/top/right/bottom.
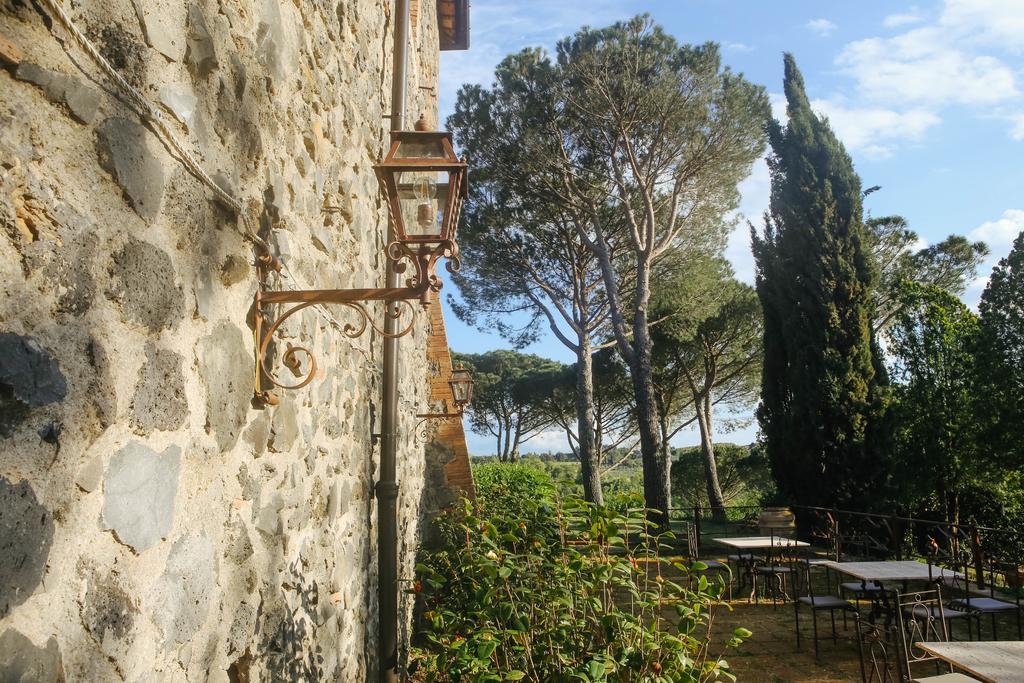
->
[[856, 588, 976, 682], [792, 553, 858, 659], [681, 521, 730, 593], [947, 557, 1022, 640]]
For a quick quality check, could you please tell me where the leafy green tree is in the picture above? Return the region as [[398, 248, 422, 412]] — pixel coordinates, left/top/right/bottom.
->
[[751, 54, 886, 510], [888, 283, 982, 524], [454, 350, 564, 461], [448, 18, 768, 525], [448, 47, 613, 502], [671, 443, 775, 512], [977, 230, 1024, 469], [528, 350, 638, 477], [868, 215, 988, 332], [651, 262, 762, 521]]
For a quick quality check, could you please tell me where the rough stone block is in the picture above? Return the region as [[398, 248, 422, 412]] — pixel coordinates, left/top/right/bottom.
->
[[109, 237, 183, 332], [0, 478, 54, 618], [130, 342, 188, 434], [268, 402, 298, 452], [79, 568, 137, 660], [198, 322, 250, 452], [219, 254, 249, 286], [15, 63, 100, 123], [131, 0, 186, 61], [151, 534, 216, 643], [75, 454, 104, 492], [0, 34, 22, 64], [159, 84, 198, 127], [0, 333, 67, 435], [102, 442, 181, 552], [186, 5, 218, 77], [96, 118, 166, 221], [0, 629, 63, 682], [58, 76, 101, 124]]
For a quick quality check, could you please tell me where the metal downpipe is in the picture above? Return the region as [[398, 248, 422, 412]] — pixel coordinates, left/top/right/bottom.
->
[[377, 0, 408, 681]]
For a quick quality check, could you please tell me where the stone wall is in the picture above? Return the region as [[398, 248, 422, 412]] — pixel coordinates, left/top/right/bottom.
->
[[0, 0, 445, 680]]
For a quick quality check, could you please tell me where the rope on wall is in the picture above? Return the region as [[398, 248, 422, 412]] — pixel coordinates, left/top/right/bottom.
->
[[34, 0, 385, 360]]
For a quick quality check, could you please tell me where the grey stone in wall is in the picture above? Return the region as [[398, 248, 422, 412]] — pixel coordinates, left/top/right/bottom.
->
[[109, 237, 184, 332], [130, 342, 188, 434], [151, 534, 216, 644], [0, 333, 67, 436], [102, 442, 181, 552], [226, 601, 257, 655], [96, 118, 166, 221], [268, 401, 298, 452], [21, 230, 98, 319], [185, 5, 218, 77], [0, 333, 67, 407], [14, 63, 100, 124], [86, 338, 117, 428], [198, 321, 251, 452], [0, 629, 63, 683], [0, 478, 54, 618], [75, 454, 104, 492], [79, 568, 137, 660], [130, 0, 186, 61]]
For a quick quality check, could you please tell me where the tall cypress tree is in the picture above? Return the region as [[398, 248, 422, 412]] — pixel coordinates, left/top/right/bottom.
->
[[751, 55, 885, 510]]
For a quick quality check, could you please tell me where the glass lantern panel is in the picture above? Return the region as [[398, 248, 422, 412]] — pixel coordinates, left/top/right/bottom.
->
[[395, 170, 450, 240], [450, 369, 473, 404], [393, 136, 447, 160]]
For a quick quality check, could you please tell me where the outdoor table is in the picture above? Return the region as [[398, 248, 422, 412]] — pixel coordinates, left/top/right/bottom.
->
[[713, 536, 809, 550], [822, 560, 963, 624], [915, 641, 1024, 683], [714, 537, 810, 600]]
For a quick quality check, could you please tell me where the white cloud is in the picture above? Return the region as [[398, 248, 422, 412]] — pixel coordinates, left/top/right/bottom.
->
[[969, 209, 1024, 251], [811, 99, 941, 159], [438, 0, 634, 119], [724, 41, 754, 53], [837, 27, 1018, 107], [728, 157, 770, 285], [940, 0, 1024, 53], [963, 209, 1024, 308], [806, 18, 837, 37], [1008, 113, 1024, 140], [520, 429, 570, 454], [884, 9, 925, 28]]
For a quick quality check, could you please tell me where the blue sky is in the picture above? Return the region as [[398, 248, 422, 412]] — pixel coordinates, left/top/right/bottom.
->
[[437, 0, 1024, 456]]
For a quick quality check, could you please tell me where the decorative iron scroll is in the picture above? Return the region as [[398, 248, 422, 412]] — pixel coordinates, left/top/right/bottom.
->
[[414, 414, 463, 443], [252, 240, 456, 406]]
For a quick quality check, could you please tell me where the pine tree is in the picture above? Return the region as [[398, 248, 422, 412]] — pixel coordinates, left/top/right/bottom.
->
[[751, 54, 886, 510], [977, 231, 1024, 469]]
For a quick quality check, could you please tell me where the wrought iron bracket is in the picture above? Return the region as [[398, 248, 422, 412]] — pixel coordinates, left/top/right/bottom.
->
[[253, 241, 458, 406], [414, 412, 464, 443]]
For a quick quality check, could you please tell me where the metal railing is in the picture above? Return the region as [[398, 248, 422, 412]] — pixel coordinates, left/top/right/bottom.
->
[[669, 503, 1023, 592]]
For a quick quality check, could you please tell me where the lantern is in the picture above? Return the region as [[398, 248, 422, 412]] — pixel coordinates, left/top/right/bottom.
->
[[448, 366, 474, 411], [374, 116, 468, 248]]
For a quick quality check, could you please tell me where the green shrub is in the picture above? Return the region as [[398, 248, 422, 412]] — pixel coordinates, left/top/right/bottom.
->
[[472, 462, 556, 519], [410, 499, 746, 682]]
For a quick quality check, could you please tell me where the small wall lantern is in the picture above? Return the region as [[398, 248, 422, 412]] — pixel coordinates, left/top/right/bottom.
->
[[252, 117, 469, 405], [448, 365, 473, 410], [416, 365, 474, 440]]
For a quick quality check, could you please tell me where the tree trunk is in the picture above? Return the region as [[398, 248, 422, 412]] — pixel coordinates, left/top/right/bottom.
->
[[575, 339, 604, 505], [632, 307, 670, 528], [502, 417, 512, 462], [658, 398, 673, 504], [695, 393, 727, 522], [510, 421, 522, 462]]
